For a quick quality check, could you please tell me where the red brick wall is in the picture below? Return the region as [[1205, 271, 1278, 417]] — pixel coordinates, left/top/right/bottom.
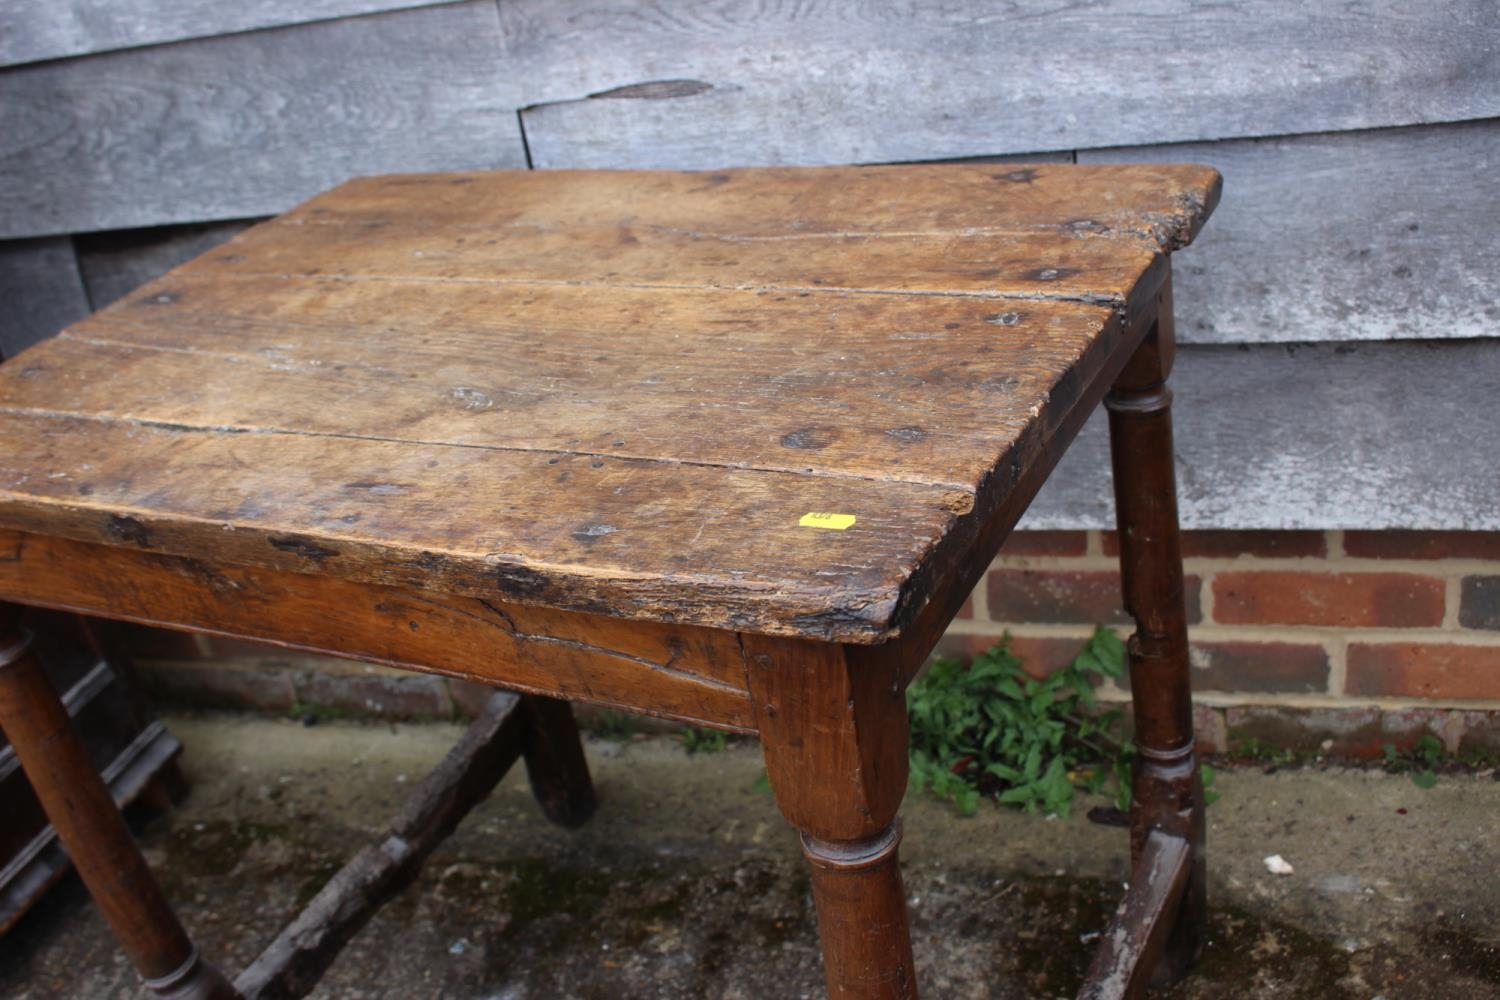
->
[[938, 529, 1500, 756], [125, 529, 1500, 756]]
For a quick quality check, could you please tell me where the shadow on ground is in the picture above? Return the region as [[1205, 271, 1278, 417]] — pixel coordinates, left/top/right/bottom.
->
[[2, 712, 1496, 998]]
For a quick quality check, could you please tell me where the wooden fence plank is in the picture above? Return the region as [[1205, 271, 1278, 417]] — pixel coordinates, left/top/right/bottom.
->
[[76, 220, 256, 310], [1021, 340, 1500, 531], [1081, 120, 1500, 344], [0, 0, 458, 68], [509, 0, 1500, 170], [0, 239, 90, 359], [0, 2, 525, 239]]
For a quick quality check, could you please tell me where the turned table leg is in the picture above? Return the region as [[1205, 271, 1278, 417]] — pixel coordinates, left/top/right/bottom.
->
[[0, 605, 237, 1000], [742, 635, 917, 1000], [1098, 274, 1207, 990]]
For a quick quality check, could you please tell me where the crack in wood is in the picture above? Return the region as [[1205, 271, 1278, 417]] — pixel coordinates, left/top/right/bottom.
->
[[398, 593, 746, 696], [159, 265, 1136, 306], [0, 405, 979, 492]]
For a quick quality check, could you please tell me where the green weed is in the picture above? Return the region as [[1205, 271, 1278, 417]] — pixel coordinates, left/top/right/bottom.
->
[[589, 709, 638, 742], [682, 726, 730, 754], [907, 627, 1137, 818], [1382, 733, 1444, 789]]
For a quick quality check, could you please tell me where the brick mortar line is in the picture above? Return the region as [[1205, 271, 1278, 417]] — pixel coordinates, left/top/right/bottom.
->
[[946, 620, 1500, 644], [1443, 577, 1463, 630], [1094, 691, 1500, 712], [1198, 568, 1216, 626], [944, 622, 1114, 638], [988, 553, 1500, 574], [969, 568, 991, 621], [1328, 631, 1349, 700], [1329, 528, 1345, 558]]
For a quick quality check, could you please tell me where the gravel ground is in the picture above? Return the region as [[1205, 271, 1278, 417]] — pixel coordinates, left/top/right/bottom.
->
[[2, 710, 1497, 999]]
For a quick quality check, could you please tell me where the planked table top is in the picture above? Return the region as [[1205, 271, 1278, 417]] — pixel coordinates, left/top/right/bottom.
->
[[0, 164, 1219, 643]]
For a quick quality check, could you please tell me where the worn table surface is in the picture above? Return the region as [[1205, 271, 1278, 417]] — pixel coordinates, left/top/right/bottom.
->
[[0, 164, 1219, 643]]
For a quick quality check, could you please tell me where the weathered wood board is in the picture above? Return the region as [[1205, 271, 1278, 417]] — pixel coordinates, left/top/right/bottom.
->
[[0, 164, 1216, 641], [0, 3, 526, 239], [76, 220, 257, 310], [509, 0, 1500, 170], [1083, 119, 1500, 343], [0, 238, 90, 358], [0, 531, 758, 730], [1021, 340, 1500, 531], [0, 0, 458, 68]]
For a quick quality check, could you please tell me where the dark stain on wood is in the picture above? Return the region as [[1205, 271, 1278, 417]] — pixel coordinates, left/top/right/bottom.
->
[[978, 374, 1020, 393], [993, 168, 1038, 183], [267, 536, 339, 560], [106, 515, 151, 547], [781, 427, 834, 450]]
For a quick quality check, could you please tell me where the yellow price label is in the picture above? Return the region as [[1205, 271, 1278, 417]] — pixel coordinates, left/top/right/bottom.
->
[[799, 512, 856, 530]]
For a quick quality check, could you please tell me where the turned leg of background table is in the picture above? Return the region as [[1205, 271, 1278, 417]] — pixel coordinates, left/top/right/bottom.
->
[[0, 605, 237, 1000], [1099, 276, 1207, 990], [742, 635, 917, 1000]]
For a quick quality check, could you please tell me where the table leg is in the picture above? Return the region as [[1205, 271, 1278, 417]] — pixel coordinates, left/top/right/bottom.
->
[[1102, 276, 1207, 987], [519, 695, 596, 828], [0, 605, 237, 999], [742, 635, 917, 1000]]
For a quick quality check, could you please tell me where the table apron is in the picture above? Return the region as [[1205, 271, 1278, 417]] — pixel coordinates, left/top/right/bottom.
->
[[0, 529, 757, 733]]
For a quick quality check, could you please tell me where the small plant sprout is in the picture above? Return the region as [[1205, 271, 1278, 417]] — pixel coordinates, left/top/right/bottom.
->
[[1382, 733, 1445, 789]]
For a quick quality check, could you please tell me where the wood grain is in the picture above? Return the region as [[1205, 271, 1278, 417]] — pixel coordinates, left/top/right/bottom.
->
[[0, 0, 459, 67], [742, 633, 917, 997], [1022, 339, 1500, 531], [0, 165, 1216, 639], [0, 412, 979, 641], [0, 3, 525, 240], [253, 164, 1220, 253], [1079, 831, 1193, 1000], [0, 609, 236, 997], [27, 279, 1126, 487], [0, 238, 90, 359], [1082, 119, 1500, 344], [507, 0, 1500, 170], [0, 530, 758, 729]]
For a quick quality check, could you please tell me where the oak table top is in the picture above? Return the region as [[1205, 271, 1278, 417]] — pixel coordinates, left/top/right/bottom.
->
[[0, 163, 1223, 1000], [0, 164, 1219, 645]]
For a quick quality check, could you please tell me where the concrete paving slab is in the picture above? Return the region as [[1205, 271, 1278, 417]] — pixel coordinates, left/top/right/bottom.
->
[[1, 711, 1496, 998]]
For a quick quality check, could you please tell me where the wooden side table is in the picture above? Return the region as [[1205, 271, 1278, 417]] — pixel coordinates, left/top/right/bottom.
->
[[0, 163, 1219, 999]]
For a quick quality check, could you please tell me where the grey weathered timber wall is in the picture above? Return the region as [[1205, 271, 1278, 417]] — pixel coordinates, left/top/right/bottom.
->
[[1084, 121, 1500, 344], [509, 0, 1499, 167], [1022, 340, 1500, 531], [0, 239, 90, 359], [0, 0, 457, 67], [0, 2, 524, 238], [1, 0, 1497, 528]]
